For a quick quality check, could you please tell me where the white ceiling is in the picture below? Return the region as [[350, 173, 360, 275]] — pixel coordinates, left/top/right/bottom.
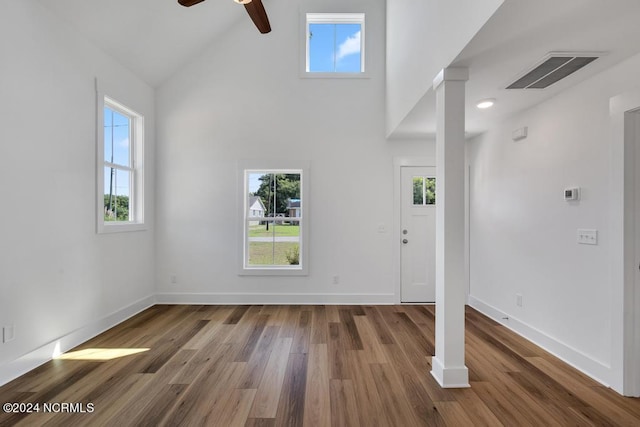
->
[[391, 0, 640, 139], [37, 0, 246, 87], [36, 0, 640, 138]]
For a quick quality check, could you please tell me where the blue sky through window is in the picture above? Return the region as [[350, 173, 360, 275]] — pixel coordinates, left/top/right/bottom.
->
[[308, 23, 362, 72], [104, 107, 131, 196], [249, 173, 261, 193], [104, 107, 130, 166]]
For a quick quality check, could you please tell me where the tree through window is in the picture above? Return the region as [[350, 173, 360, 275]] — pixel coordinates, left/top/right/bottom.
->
[[413, 176, 436, 206]]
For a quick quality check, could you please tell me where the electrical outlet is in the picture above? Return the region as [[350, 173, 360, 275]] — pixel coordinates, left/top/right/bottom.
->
[[516, 294, 523, 307], [170, 275, 177, 284], [332, 275, 340, 285], [3, 325, 15, 343]]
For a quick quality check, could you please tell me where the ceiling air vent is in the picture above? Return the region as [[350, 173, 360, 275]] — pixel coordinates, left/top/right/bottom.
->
[[506, 52, 603, 90]]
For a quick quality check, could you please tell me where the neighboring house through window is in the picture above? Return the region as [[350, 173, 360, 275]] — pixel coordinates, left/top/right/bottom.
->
[[287, 198, 301, 218], [248, 195, 266, 225]]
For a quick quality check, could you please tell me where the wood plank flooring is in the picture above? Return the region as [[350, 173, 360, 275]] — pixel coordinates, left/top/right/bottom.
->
[[1, 305, 639, 426]]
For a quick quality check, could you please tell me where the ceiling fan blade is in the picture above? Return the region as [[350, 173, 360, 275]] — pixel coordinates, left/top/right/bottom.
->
[[178, 0, 206, 7], [244, 0, 271, 34]]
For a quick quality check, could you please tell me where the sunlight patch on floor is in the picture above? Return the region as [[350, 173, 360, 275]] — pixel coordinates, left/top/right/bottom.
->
[[55, 348, 149, 361]]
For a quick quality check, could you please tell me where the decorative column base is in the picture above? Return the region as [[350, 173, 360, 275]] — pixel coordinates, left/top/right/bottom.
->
[[431, 356, 470, 388]]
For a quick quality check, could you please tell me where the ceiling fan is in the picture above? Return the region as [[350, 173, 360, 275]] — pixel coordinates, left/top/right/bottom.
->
[[178, 0, 271, 34]]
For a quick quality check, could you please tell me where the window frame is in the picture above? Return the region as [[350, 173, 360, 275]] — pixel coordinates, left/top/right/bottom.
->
[[238, 161, 310, 276], [302, 12, 367, 78], [96, 95, 145, 234]]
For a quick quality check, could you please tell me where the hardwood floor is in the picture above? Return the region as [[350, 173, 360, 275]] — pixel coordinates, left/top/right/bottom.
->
[[1, 305, 639, 426]]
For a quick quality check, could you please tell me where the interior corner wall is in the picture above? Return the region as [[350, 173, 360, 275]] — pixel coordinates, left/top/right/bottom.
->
[[466, 51, 640, 387], [0, 0, 156, 385], [385, 0, 503, 136], [155, 0, 432, 304]]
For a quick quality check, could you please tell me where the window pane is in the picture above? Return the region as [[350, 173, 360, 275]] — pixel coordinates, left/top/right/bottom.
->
[[104, 166, 115, 221], [308, 21, 363, 73], [104, 107, 113, 162], [309, 23, 336, 72], [116, 169, 131, 221], [413, 177, 424, 205], [104, 168, 131, 222], [249, 173, 301, 218], [104, 107, 131, 167], [335, 23, 362, 72], [426, 178, 436, 205], [247, 241, 300, 266]]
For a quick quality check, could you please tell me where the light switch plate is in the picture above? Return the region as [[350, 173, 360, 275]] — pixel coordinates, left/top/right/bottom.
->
[[577, 229, 597, 245]]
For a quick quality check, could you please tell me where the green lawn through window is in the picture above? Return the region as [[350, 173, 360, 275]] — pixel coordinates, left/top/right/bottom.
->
[[248, 242, 299, 265], [248, 224, 300, 237]]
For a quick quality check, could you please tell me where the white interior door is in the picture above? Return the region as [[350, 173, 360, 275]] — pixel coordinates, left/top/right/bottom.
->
[[401, 166, 436, 303]]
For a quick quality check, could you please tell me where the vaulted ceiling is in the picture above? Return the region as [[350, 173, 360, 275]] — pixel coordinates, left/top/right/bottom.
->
[[36, 0, 640, 138], [36, 0, 247, 86]]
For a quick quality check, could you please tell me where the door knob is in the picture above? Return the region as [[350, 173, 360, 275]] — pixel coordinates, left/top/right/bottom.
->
[[402, 239, 408, 244]]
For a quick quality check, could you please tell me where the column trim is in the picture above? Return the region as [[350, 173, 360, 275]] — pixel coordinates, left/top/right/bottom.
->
[[433, 67, 469, 90]]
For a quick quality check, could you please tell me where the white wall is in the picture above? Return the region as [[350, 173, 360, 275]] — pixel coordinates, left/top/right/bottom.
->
[[385, 0, 503, 136], [467, 51, 640, 387], [155, 0, 431, 304], [0, 0, 156, 384]]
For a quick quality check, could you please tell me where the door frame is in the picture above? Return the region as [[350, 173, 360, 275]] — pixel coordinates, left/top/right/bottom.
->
[[629, 108, 640, 397], [610, 90, 640, 396], [393, 157, 435, 304], [394, 156, 471, 305]]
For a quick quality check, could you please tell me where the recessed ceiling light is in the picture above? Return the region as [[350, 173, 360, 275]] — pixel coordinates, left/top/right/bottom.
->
[[476, 98, 495, 109]]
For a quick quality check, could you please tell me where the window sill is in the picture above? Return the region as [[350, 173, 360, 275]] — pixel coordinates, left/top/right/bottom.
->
[[98, 222, 147, 234], [300, 72, 371, 79], [239, 266, 308, 277]]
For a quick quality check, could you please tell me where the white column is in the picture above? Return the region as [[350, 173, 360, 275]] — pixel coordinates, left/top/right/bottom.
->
[[430, 67, 470, 388]]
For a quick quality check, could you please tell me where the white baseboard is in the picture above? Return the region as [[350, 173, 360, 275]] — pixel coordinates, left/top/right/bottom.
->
[[468, 295, 612, 387], [0, 295, 155, 387], [155, 292, 396, 305]]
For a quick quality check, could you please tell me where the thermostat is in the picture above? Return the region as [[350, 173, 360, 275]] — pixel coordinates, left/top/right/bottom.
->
[[564, 187, 580, 201]]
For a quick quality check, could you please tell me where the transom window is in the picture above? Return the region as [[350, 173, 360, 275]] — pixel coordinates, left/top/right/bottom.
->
[[97, 96, 144, 233], [413, 176, 436, 206], [306, 13, 365, 74]]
